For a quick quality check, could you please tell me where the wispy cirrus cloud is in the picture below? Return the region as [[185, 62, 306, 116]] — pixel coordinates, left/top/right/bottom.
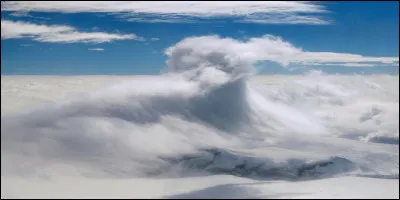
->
[[307, 63, 380, 67], [20, 44, 34, 47], [1, 1, 330, 24], [88, 48, 104, 51], [1, 20, 141, 43], [238, 13, 330, 25], [9, 11, 51, 20]]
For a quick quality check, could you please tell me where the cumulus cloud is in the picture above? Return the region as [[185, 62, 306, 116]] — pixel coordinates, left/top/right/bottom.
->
[[1, 20, 139, 43], [1, 1, 330, 24], [88, 48, 104, 51], [165, 35, 399, 71]]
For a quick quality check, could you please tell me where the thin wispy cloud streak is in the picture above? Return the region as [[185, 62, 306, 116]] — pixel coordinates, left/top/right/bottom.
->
[[88, 48, 104, 51], [1, 20, 140, 43], [9, 11, 51, 20], [1, 1, 330, 24]]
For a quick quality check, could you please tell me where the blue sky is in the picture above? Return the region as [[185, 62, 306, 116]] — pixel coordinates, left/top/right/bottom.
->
[[1, 1, 398, 75]]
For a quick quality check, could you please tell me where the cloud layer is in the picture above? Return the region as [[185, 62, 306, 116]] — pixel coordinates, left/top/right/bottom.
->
[[1, 1, 330, 24], [165, 35, 399, 69], [1, 20, 139, 43]]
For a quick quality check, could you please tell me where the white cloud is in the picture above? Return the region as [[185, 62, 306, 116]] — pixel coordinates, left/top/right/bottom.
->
[[9, 11, 29, 17], [20, 44, 34, 47], [1, 20, 140, 43], [1, 1, 330, 24], [238, 14, 330, 25], [1, 20, 72, 39], [9, 11, 51, 20], [35, 31, 135, 43], [123, 17, 197, 23], [151, 37, 160, 41], [88, 48, 104, 51], [296, 52, 398, 65], [165, 35, 399, 72], [308, 63, 377, 67], [135, 36, 146, 42]]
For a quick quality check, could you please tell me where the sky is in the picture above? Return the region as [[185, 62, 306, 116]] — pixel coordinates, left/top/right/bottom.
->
[[1, 1, 399, 75]]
